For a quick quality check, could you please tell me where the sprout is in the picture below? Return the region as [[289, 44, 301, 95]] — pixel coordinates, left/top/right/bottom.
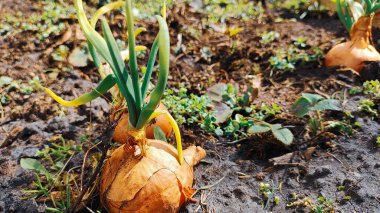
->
[[44, 0, 183, 164]]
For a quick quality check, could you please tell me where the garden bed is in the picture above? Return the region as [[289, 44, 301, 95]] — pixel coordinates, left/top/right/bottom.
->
[[1, 0, 379, 212]]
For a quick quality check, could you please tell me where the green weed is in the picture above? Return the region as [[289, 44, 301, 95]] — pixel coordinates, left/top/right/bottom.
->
[[162, 84, 293, 144], [269, 46, 322, 74], [359, 99, 378, 117], [292, 93, 343, 136], [21, 135, 83, 212], [1, 0, 75, 41], [260, 31, 280, 44]]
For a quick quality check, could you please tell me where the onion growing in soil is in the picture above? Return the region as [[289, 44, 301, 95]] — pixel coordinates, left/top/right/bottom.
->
[[100, 139, 206, 212], [325, 0, 380, 73], [43, 0, 206, 212]]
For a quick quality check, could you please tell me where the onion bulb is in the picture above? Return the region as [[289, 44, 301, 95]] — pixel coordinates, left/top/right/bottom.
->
[[100, 139, 206, 212], [113, 102, 173, 143], [325, 15, 380, 73]]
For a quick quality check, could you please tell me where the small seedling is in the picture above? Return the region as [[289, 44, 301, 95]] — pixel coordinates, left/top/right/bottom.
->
[[260, 31, 280, 44], [337, 185, 345, 191], [343, 196, 351, 201], [316, 196, 336, 212], [293, 36, 307, 48], [359, 99, 378, 117], [52, 45, 70, 62], [269, 46, 322, 74], [259, 182, 281, 208], [287, 195, 336, 212], [248, 122, 293, 145], [292, 93, 342, 136], [363, 80, 380, 97]]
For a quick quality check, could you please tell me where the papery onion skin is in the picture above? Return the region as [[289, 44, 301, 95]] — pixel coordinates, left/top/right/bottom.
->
[[100, 140, 206, 213], [325, 15, 380, 73], [113, 102, 173, 143]]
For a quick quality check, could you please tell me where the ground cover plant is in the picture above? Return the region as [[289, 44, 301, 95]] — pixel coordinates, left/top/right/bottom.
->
[[1, 0, 380, 212]]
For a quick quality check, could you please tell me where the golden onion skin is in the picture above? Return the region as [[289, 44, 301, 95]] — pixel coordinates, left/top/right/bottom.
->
[[100, 140, 206, 213], [325, 15, 380, 73]]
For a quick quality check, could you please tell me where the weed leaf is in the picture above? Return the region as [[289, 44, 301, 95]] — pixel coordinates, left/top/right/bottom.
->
[[20, 158, 51, 179], [248, 124, 271, 134], [291, 96, 312, 117], [302, 93, 323, 104], [292, 93, 341, 117], [271, 126, 293, 145], [310, 99, 342, 111], [154, 126, 167, 142]]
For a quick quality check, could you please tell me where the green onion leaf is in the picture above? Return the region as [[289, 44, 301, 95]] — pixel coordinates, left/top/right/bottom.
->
[[136, 15, 170, 129], [88, 42, 100, 68], [101, 19, 138, 126], [141, 37, 159, 100], [74, 0, 112, 64], [45, 74, 116, 107], [369, 2, 380, 14], [125, 0, 142, 111], [90, 1, 125, 28]]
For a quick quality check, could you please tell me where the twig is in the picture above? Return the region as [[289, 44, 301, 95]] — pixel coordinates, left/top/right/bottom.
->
[[192, 176, 226, 197], [195, 189, 212, 212], [0, 119, 11, 127], [226, 138, 248, 145], [326, 152, 344, 165], [80, 141, 102, 191], [69, 124, 115, 213], [375, 197, 380, 204], [0, 101, 4, 122]]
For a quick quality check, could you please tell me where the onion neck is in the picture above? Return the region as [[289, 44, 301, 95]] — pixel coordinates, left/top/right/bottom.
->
[[349, 15, 374, 48], [125, 122, 147, 156]]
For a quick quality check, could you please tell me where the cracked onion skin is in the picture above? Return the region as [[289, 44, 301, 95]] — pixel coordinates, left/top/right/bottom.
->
[[100, 140, 206, 213], [113, 102, 173, 143], [325, 15, 380, 73]]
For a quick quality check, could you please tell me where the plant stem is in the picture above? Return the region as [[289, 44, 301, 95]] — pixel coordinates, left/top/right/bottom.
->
[[316, 110, 324, 132]]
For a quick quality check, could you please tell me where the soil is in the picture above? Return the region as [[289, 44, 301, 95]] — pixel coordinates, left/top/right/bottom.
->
[[1, 1, 380, 213]]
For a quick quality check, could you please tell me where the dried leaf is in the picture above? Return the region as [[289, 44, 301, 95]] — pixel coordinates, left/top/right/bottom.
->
[[228, 27, 244, 37], [213, 102, 233, 124], [206, 83, 227, 103], [68, 46, 89, 67]]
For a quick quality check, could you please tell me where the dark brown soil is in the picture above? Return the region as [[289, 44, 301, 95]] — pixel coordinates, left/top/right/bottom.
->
[[1, 1, 380, 213]]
